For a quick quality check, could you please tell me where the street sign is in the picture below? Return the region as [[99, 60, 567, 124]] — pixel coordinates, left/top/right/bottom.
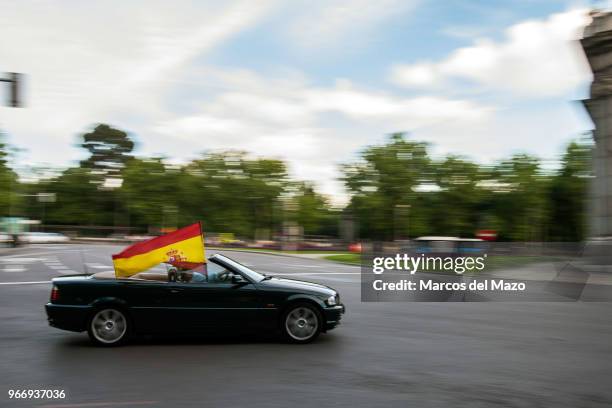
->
[[476, 230, 497, 241]]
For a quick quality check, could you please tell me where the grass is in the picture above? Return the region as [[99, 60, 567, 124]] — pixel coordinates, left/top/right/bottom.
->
[[322, 253, 560, 272], [323, 253, 361, 265], [209, 246, 351, 255], [211, 246, 561, 272], [484, 255, 559, 271]]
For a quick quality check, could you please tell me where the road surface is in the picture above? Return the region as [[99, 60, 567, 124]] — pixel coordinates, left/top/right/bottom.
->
[[1, 244, 611, 407]]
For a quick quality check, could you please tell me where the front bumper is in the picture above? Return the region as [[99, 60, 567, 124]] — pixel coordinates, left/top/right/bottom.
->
[[45, 303, 92, 332], [323, 304, 345, 331]]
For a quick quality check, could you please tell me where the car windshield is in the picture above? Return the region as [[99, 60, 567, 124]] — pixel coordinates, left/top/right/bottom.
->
[[211, 254, 265, 282]]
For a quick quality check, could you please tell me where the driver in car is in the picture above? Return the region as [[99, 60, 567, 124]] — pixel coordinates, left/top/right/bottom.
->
[[178, 269, 206, 283], [175, 264, 232, 283]]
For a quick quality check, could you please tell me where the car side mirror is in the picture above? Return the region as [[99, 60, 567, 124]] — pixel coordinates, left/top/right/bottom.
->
[[232, 274, 246, 284]]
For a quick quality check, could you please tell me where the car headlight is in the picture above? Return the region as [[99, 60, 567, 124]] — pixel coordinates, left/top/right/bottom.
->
[[326, 295, 337, 306]]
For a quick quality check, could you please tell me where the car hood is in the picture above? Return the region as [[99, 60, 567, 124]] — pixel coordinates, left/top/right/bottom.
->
[[258, 276, 336, 296]]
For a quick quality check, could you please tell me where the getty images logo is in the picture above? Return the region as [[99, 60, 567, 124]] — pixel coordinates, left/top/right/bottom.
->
[[372, 253, 487, 275]]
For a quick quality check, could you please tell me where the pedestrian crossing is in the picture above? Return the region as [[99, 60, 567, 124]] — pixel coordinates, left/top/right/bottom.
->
[[1, 247, 362, 285], [0, 255, 87, 275], [42, 256, 79, 274]]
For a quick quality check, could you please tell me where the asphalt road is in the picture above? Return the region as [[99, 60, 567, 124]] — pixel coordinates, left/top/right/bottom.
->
[[1, 244, 612, 408]]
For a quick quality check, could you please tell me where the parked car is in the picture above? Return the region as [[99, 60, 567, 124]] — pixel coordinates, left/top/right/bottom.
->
[[45, 254, 345, 346], [19, 232, 70, 244], [0, 233, 13, 246], [412, 236, 487, 255]]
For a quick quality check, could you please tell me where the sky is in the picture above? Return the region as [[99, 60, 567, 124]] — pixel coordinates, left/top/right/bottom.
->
[[0, 0, 598, 205]]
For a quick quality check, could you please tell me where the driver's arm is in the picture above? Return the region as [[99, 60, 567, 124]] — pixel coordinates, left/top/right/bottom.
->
[[190, 271, 206, 283]]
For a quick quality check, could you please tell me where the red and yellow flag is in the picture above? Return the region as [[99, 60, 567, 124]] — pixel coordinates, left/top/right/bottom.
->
[[112, 222, 205, 278]]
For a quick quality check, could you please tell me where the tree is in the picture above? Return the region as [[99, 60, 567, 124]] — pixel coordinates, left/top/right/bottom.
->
[[490, 154, 548, 241], [428, 156, 485, 237], [120, 158, 177, 229], [342, 133, 431, 240], [547, 140, 592, 241], [177, 152, 288, 238], [42, 167, 115, 226], [0, 134, 20, 216], [80, 124, 134, 182], [290, 183, 338, 237]]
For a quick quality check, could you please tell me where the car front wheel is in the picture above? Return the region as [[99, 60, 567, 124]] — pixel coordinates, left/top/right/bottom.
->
[[87, 307, 129, 346], [282, 303, 321, 344]]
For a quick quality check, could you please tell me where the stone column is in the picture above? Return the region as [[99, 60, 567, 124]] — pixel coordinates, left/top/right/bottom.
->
[[582, 10, 612, 239]]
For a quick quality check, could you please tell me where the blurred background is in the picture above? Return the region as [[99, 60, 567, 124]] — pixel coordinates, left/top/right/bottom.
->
[[0, 1, 598, 251], [3, 3, 612, 407]]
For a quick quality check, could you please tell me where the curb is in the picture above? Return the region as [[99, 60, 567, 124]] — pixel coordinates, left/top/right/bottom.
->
[[208, 247, 321, 261], [209, 248, 362, 268]]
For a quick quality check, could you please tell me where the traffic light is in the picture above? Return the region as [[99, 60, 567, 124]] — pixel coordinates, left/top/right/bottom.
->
[[9, 72, 21, 107], [1, 72, 23, 107]]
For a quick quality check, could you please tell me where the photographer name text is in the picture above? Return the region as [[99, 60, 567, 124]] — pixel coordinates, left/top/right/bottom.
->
[[372, 279, 526, 292]]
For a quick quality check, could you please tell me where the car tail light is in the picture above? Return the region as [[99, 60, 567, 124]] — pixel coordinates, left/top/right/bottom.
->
[[50, 285, 59, 303]]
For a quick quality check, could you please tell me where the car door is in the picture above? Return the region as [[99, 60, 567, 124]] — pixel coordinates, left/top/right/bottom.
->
[[118, 278, 175, 334], [165, 263, 263, 334]]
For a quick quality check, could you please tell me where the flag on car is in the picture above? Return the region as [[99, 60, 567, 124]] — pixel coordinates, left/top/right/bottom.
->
[[112, 222, 205, 278]]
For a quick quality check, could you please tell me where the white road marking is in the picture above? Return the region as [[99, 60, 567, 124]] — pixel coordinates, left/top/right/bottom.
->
[[0, 280, 51, 285], [36, 256, 82, 274], [38, 400, 157, 408], [86, 263, 111, 269], [259, 271, 360, 276], [0, 257, 43, 263], [38, 245, 70, 249], [1, 249, 85, 258], [3, 265, 25, 273], [278, 272, 360, 275], [282, 264, 323, 268]]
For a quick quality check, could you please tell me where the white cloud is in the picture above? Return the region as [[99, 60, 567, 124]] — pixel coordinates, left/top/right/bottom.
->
[[151, 70, 492, 204], [391, 9, 592, 97], [0, 0, 277, 167], [303, 81, 491, 125], [284, 0, 419, 49]]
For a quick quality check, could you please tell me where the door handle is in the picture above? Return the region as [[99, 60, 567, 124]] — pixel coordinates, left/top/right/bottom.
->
[[167, 288, 183, 294]]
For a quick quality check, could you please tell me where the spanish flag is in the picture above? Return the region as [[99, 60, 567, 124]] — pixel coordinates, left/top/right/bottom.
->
[[112, 222, 205, 278]]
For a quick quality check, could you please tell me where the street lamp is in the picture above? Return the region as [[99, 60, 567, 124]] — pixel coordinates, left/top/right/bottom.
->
[[0, 72, 23, 107]]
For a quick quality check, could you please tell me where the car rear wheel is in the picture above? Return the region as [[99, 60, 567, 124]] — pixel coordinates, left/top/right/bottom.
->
[[282, 303, 321, 344], [87, 308, 129, 346]]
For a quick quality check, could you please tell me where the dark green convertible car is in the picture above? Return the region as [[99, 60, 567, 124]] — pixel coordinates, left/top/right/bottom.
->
[[45, 254, 345, 346]]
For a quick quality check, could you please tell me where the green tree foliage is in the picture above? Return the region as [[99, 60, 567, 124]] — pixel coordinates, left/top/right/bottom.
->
[[41, 168, 116, 226], [490, 154, 548, 241], [547, 141, 592, 241], [0, 135, 20, 216], [342, 133, 430, 240], [428, 156, 486, 237], [290, 183, 338, 237], [80, 124, 135, 182], [341, 134, 570, 242], [3, 122, 594, 242], [120, 158, 177, 228], [176, 152, 288, 237]]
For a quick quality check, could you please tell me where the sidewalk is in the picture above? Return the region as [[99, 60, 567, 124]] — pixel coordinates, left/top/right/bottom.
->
[[208, 247, 348, 261], [488, 261, 612, 286]]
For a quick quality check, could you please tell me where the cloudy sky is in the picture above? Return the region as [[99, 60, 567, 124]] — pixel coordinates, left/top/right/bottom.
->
[[0, 0, 596, 204]]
